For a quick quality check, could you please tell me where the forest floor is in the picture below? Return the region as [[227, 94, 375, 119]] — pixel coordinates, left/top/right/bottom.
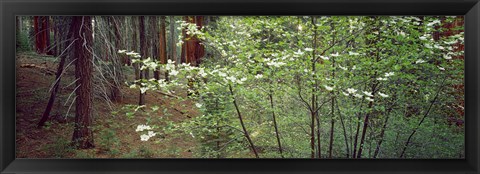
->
[[15, 51, 199, 158]]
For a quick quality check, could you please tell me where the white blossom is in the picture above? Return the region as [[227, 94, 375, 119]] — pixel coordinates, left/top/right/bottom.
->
[[255, 74, 263, 79], [363, 91, 373, 97], [294, 49, 304, 55], [434, 44, 445, 50], [195, 103, 202, 108], [339, 65, 348, 70], [353, 93, 363, 99], [218, 72, 227, 77], [443, 54, 452, 60], [136, 124, 153, 132], [427, 19, 441, 27], [377, 77, 387, 81], [126, 51, 139, 56], [416, 59, 426, 64], [378, 92, 389, 98], [385, 72, 395, 77], [140, 134, 150, 141], [147, 131, 156, 137], [267, 61, 286, 67], [320, 56, 329, 60], [170, 70, 179, 76], [305, 48, 314, 52], [198, 68, 207, 77], [342, 92, 349, 96], [324, 85, 334, 91], [331, 52, 340, 57], [118, 50, 127, 54], [140, 87, 148, 94], [227, 76, 237, 83], [438, 66, 445, 71], [349, 52, 360, 56], [347, 88, 357, 94]]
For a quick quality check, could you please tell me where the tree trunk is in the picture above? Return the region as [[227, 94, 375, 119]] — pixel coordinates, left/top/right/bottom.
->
[[336, 98, 350, 158], [181, 16, 205, 66], [150, 16, 159, 80], [138, 16, 146, 106], [34, 16, 41, 53], [328, 97, 335, 158], [356, 18, 380, 158], [269, 92, 283, 158], [399, 77, 447, 158], [170, 16, 177, 64], [373, 107, 392, 158], [229, 84, 259, 158], [328, 28, 336, 158], [110, 16, 124, 102], [310, 16, 318, 158], [71, 16, 95, 149], [132, 17, 140, 80], [158, 16, 167, 79], [44, 16, 52, 55], [37, 46, 67, 128]]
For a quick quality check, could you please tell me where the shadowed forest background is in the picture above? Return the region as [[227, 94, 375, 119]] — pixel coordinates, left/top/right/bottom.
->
[[15, 16, 464, 158]]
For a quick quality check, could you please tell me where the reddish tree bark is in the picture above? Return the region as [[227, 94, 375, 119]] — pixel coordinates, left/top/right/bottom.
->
[[181, 16, 205, 67], [44, 17, 53, 55], [71, 16, 95, 149], [33, 16, 52, 55], [34, 16, 42, 53], [155, 16, 167, 80], [434, 17, 465, 126]]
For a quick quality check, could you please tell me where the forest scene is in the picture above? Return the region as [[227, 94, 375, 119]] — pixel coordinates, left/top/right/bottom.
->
[[15, 16, 465, 158]]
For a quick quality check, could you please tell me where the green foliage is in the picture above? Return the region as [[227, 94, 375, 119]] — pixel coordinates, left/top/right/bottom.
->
[[97, 128, 120, 156], [118, 16, 464, 158], [43, 136, 74, 158], [16, 31, 32, 52]]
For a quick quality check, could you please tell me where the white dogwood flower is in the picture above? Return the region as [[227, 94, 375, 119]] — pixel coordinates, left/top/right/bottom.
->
[[324, 85, 334, 91], [136, 124, 152, 132], [416, 59, 426, 64], [378, 92, 389, 98], [363, 91, 373, 97], [385, 72, 395, 77], [347, 88, 357, 94]]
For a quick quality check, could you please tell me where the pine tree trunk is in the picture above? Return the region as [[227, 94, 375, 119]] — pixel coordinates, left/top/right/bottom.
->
[[110, 16, 124, 102], [158, 16, 167, 79], [150, 16, 159, 80], [71, 16, 95, 149], [132, 17, 140, 80], [34, 16, 41, 53], [37, 47, 67, 128], [138, 16, 146, 106], [44, 16, 52, 55], [170, 16, 177, 64]]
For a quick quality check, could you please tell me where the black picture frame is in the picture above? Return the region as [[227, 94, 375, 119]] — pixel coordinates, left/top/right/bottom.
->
[[1, 0, 479, 174]]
